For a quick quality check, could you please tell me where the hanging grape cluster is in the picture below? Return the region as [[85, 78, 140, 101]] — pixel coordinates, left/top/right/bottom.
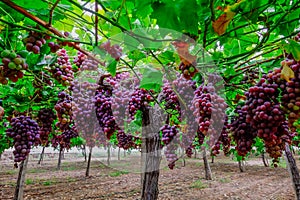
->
[[192, 83, 227, 148], [37, 108, 56, 146], [95, 76, 118, 139], [80, 57, 99, 71], [128, 88, 153, 120], [6, 116, 40, 164], [51, 125, 78, 150], [0, 50, 28, 84], [54, 91, 75, 131], [48, 49, 74, 86], [211, 115, 231, 156], [73, 51, 87, 68], [100, 41, 123, 61], [24, 27, 47, 54]]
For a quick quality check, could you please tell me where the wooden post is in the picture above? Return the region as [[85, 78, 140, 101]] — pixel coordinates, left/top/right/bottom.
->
[[14, 156, 29, 200], [284, 143, 300, 200], [118, 147, 120, 161], [85, 147, 93, 177], [141, 107, 161, 200], [238, 160, 245, 172], [38, 146, 45, 164], [107, 143, 111, 166], [202, 148, 212, 180], [57, 147, 63, 170], [262, 151, 269, 167]]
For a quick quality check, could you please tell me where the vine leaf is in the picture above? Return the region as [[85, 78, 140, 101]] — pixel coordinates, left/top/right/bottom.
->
[[107, 60, 117, 76], [281, 63, 295, 82], [140, 68, 163, 92], [212, 0, 245, 36]]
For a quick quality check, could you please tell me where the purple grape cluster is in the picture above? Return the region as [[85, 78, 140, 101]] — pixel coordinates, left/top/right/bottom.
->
[[24, 27, 47, 54], [100, 41, 122, 61], [164, 140, 179, 169], [160, 124, 178, 145], [80, 57, 99, 71], [51, 125, 78, 150], [231, 105, 256, 157], [95, 78, 118, 139], [6, 116, 40, 163], [54, 91, 75, 131], [37, 108, 56, 146], [48, 49, 74, 86], [159, 83, 181, 120], [116, 130, 139, 150], [128, 88, 153, 120], [73, 51, 87, 67], [211, 115, 231, 156]]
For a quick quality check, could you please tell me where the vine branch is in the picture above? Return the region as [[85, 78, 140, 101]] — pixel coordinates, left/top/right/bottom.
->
[[2, 0, 104, 66], [48, 0, 60, 26]]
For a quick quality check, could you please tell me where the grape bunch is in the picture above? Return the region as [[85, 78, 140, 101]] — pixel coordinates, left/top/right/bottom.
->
[[48, 41, 61, 53], [24, 27, 47, 54], [171, 75, 197, 156], [192, 83, 227, 138], [6, 116, 40, 164], [72, 80, 100, 147], [128, 88, 153, 120], [111, 72, 137, 128], [160, 124, 179, 146], [51, 125, 78, 150], [54, 91, 75, 131], [116, 130, 139, 150], [164, 138, 179, 169], [73, 51, 87, 67], [48, 49, 74, 86], [80, 57, 99, 71], [95, 77, 118, 139], [100, 40, 123, 61], [0, 50, 28, 84], [279, 59, 300, 132], [159, 83, 181, 121], [178, 62, 198, 80], [37, 108, 56, 146], [211, 115, 231, 156], [231, 105, 256, 157]]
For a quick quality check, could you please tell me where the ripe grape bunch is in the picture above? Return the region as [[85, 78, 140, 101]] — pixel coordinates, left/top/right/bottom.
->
[[100, 40, 123, 61], [51, 125, 78, 150], [159, 83, 181, 121], [48, 49, 74, 86], [211, 116, 231, 156], [95, 76, 118, 139], [192, 83, 227, 140], [0, 49, 28, 84], [6, 116, 40, 164], [231, 105, 256, 157], [72, 80, 99, 143], [128, 88, 153, 120], [80, 57, 99, 71], [54, 91, 75, 131], [37, 108, 56, 146], [73, 51, 87, 68], [160, 124, 179, 146], [24, 27, 47, 54], [116, 130, 139, 150]]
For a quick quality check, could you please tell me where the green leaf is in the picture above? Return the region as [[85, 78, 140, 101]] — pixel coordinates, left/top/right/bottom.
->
[[280, 40, 300, 61], [140, 68, 163, 92], [107, 60, 117, 76]]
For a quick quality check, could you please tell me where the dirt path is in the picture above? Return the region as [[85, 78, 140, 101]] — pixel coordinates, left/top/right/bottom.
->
[[0, 155, 296, 200]]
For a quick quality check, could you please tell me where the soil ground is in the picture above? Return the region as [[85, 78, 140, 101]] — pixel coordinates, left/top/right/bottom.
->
[[0, 149, 296, 200]]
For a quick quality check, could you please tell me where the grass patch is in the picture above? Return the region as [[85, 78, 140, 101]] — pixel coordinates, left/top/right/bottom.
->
[[219, 177, 231, 183], [191, 180, 208, 189], [62, 166, 77, 171], [25, 179, 34, 185], [27, 169, 48, 174], [109, 170, 129, 177], [42, 180, 55, 186]]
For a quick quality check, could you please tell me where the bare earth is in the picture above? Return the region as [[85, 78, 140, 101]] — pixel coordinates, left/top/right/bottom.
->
[[0, 152, 296, 200]]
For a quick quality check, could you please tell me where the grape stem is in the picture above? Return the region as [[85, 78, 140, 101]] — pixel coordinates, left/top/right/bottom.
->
[[48, 0, 60, 26]]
